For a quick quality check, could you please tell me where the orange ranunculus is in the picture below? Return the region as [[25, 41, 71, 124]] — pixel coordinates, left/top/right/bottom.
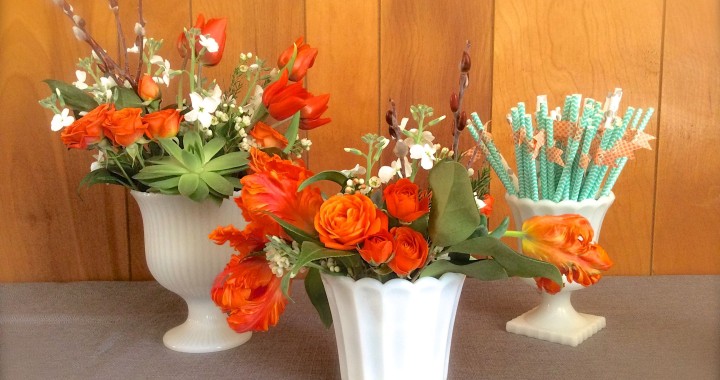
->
[[521, 214, 613, 294], [479, 194, 493, 216], [387, 226, 429, 276], [315, 193, 389, 251], [212, 255, 288, 333], [277, 37, 318, 82], [299, 92, 331, 130], [177, 14, 227, 66], [358, 230, 394, 265], [102, 107, 146, 147], [143, 109, 181, 140], [262, 70, 308, 121], [383, 178, 430, 223], [209, 223, 268, 260], [249, 121, 288, 149], [61, 103, 113, 149], [138, 74, 160, 101]]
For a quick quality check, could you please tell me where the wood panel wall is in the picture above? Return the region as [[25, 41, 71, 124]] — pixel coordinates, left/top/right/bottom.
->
[[1, 0, 717, 282]]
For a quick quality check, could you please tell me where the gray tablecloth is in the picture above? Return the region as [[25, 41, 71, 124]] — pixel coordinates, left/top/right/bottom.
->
[[1, 276, 718, 379]]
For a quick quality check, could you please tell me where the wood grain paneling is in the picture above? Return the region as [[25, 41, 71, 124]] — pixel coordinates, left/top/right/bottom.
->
[[491, 0, 664, 275], [380, 0, 494, 175], [306, 0, 380, 178], [652, 0, 720, 274], [0, 0, 130, 282]]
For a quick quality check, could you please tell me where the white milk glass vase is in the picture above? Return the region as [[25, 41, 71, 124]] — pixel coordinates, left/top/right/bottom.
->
[[131, 191, 252, 353], [321, 272, 465, 380], [504, 192, 615, 347]]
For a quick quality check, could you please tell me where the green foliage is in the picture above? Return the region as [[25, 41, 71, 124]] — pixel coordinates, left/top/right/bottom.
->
[[44, 80, 98, 112], [283, 113, 301, 154], [134, 131, 248, 203], [428, 160, 481, 246], [304, 268, 333, 328], [419, 259, 508, 281], [113, 87, 144, 109], [297, 170, 349, 192]]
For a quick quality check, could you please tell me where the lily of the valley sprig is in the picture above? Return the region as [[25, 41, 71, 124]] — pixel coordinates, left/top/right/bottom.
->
[[40, 0, 330, 203]]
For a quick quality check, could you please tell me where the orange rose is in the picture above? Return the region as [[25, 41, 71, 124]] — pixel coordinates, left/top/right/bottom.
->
[[249, 121, 288, 149], [358, 230, 394, 265], [521, 214, 613, 294], [383, 178, 430, 223], [103, 107, 146, 147], [387, 226, 429, 276], [60, 104, 113, 149], [315, 193, 388, 251], [143, 109, 181, 140], [138, 74, 160, 101], [212, 256, 288, 332]]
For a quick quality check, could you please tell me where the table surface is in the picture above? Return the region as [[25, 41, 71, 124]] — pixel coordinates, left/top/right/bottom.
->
[[1, 276, 718, 380]]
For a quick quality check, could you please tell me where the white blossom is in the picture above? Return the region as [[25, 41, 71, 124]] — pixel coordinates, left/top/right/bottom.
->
[[184, 92, 221, 129], [340, 164, 366, 178], [73, 70, 88, 90], [475, 196, 487, 210], [409, 143, 437, 170], [378, 157, 412, 183], [126, 44, 139, 54], [198, 35, 219, 53], [50, 108, 75, 131]]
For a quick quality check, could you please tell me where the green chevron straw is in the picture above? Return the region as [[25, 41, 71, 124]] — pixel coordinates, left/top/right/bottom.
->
[[536, 96, 551, 199], [570, 101, 602, 200], [469, 112, 517, 195], [510, 107, 525, 198], [523, 114, 539, 201]]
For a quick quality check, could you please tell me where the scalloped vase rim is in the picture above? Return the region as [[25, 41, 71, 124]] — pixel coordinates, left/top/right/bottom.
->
[[321, 272, 465, 289], [130, 190, 240, 201], [504, 192, 615, 208]]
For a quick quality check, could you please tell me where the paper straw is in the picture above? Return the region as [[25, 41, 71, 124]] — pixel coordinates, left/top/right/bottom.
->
[[470, 113, 517, 195], [599, 107, 655, 197], [536, 96, 551, 199], [510, 107, 525, 198], [570, 101, 601, 200], [523, 114, 539, 201]]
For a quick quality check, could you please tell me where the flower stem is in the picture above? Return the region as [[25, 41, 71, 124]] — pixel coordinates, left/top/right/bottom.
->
[[240, 69, 261, 106], [110, 153, 139, 191], [503, 230, 525, 239]]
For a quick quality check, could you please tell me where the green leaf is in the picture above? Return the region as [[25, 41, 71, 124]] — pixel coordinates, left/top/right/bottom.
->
[[269, 214, 319, 244], [204, 151, 249, 172], [283, 112, 302, 154], [489, 217, 510, 239], [447, 237, 562, 284], [293, 241, 354, 276], [133, 165, 189, 180], [200, 171, 234, 196], [428, 161, 481, 246], [202, 137, 227, 164], [114, 87, 144, 109], [297, 170, 349, 192], [409, 214, 429, 235], [157, 138, 186, 164], [305, 268, 333, 328], [178, 173, 200, 197], [419, 259, 508, 281], [44, 79, 98, 112], [181, 150, 202, 172], [79, 168, 129, 189], [189, 180, 210, 202], [141, 176, 181, 190], [182, 131, 204, 158]]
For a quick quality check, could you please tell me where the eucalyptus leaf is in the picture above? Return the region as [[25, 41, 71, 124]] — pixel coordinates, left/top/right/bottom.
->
[[419, 259, 508, 281], [79, 168, 129, 189], [428, 161, 481, 247], [114, 87, 144, 109], [297, 170, 349, 192], [304, 268, 333, 328], [447, 237, 562, 285], [44, 79, 98, 112], [293, 242, 354, 276], [269, 214, 319, 244]]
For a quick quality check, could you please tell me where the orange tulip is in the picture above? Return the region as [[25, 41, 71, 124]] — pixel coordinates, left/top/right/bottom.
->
[[299, 93, 331, 130], [262, 70, 308, 121], [387, 226, 429, 276], [383, 178, 430, 223], [102, 107, 146, 147], [212, 255, 288, 332], [177, 14, 227, 66], [209, 223, 268, 260], [277, 37, 318, 82], [61, 103, 112, 149], [138, 74, 160, 101], [249, 121, 288, 149], [358, 230, 394, 265], [520, 214, 613, 294], [315, 193, 389, 251], [143, 109, 181, 140]]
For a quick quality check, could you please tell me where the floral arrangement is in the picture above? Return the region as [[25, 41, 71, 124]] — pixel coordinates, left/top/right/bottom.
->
[[40, 0, 330, 203], [208, 44, 611, 332]]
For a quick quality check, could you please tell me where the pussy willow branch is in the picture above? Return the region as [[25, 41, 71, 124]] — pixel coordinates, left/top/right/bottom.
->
[[108, 0, 129, 75], [451, 41, 471, 160], [134, 0, 145, 84], [54, 0, 135, 88]]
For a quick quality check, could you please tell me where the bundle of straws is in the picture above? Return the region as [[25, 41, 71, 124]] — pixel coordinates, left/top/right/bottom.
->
[[465, 88, 655, 202]]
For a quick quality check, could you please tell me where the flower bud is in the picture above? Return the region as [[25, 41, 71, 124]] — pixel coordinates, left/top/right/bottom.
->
[[138, 74, 160, 101], [461, 51, 471, 72], [450, 92, 459, 112], [458, 111, 468, 131], [385, 110, 394, 126]]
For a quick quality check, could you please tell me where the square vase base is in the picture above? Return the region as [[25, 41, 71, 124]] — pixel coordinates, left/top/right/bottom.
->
[[505, 310, 606, 347]]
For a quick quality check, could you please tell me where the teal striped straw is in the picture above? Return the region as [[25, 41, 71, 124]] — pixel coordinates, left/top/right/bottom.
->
[[510, 107, 525, 198], [469, 113, 517, 195], [523, 114, 539, 201]]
